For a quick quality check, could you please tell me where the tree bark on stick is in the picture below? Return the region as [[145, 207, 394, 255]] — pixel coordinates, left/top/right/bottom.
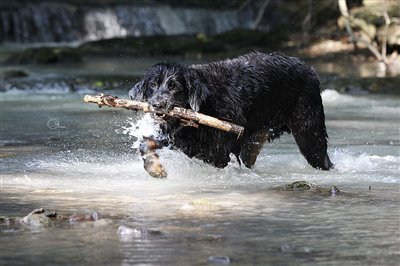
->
[[83, 94, 244, 137]]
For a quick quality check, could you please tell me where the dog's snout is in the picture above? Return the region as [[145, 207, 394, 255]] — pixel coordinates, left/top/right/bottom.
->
[[150, 97, 167, 109]]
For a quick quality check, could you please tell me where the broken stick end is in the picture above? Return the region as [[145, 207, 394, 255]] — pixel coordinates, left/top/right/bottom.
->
[[83, 95, 93, 103]]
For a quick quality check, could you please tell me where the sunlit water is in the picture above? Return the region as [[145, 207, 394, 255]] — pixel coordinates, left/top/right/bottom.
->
[[1, 89, 399, 265]]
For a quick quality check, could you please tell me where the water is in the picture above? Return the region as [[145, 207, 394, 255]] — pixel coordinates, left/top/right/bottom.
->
[[1, 89, 399, 265]]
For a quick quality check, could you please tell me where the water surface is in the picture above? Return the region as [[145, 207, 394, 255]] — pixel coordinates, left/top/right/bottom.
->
[[1, 89, 399, 265]]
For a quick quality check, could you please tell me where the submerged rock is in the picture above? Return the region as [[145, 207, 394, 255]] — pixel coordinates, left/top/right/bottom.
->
[[207, 256, 231, 265], [1, 208, 106, 232], [69, 211, 100, 223], [117, 225, 164, 240], [196, 234, 224, 242], [329, 186, 340, 195], [117, 225, 142, 238], [0, 216, 18, 226], [284, 181, 340, 195], [20, 208, 57, 227], [285, 181, 318, 191], [178, 198, 223, 218]]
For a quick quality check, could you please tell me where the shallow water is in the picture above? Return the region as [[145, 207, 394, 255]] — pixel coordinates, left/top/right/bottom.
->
[[1, 89, 399, 265]]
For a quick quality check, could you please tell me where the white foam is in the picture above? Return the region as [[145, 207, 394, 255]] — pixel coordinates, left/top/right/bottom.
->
[[1, 86, 96, 96], [322, 89, 354, 105], [329, 148, 400, 179]]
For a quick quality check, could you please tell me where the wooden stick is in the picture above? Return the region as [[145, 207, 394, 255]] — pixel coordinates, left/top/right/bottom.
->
[[83, 94, 244, 137]]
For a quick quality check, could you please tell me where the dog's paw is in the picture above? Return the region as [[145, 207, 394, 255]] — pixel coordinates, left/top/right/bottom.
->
[[143, 153, 167, 178]]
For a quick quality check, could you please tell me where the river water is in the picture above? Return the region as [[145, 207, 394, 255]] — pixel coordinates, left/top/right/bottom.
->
[[0, 88, 399, 265]]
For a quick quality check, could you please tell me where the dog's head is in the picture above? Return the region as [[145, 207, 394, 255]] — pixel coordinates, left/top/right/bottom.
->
[[129, 62, 208, 112]]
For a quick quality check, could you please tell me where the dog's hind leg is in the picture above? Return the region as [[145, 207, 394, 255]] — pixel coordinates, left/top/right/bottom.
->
[[292, 129, 333, 170], [290, 103, 333, 170], [240, 129, 269, 168]]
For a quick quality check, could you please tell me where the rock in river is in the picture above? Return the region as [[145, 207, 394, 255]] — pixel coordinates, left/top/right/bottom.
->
[[20, 208, 57, 227]]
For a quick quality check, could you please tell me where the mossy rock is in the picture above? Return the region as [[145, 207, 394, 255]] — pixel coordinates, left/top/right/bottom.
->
[[284, 181, 340, 195], [285, 181, 319, 191]]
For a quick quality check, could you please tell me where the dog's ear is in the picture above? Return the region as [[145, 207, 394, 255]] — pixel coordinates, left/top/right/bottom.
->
[[129, 80, 145, 101], [184, 71, 209, 112], [189, 87, 202, 112]]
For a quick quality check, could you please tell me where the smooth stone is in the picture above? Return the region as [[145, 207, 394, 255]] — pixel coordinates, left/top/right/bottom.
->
[[69, 211, 100, 223], [207, 256, 231, 265], [285, 181, 341, 195], [117, 225, 141, 238], [20, 208, 56, 227]]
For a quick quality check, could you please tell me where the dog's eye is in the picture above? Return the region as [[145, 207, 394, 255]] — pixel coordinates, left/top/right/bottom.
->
[[168, 81, 178, 91], [148, 82, 158, 89]]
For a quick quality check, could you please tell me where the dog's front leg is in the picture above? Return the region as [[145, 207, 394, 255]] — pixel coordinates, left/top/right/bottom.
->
[[139, 136, 167, 178]]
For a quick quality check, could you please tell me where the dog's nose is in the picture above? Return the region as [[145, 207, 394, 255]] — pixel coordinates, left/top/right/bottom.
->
[[150, 97, 167, 110], [151, 101, 167, 109]]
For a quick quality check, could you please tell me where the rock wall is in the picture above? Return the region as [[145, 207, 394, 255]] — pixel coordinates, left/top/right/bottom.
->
[[0, 2, 249, 45]]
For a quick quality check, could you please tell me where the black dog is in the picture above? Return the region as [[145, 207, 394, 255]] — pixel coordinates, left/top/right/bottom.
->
[[129, 52, 333, 171]]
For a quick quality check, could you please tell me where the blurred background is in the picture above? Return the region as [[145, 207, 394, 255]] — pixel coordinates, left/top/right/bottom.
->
[[1, 0, 399, 94]]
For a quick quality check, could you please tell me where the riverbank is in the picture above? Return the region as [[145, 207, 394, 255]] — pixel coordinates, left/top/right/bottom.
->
[[2, 31, 399, 95]]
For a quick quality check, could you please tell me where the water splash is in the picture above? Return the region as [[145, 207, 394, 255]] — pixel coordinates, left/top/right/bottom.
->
[[321, 89, 354, 105], [121, 114, 160, 148], [331, 149, 400, 174]]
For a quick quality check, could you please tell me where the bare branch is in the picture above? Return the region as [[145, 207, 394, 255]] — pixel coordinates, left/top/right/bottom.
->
[[338, 0, 358, 48], [338, 0, 392, 65], [382, 11, 391, 62]]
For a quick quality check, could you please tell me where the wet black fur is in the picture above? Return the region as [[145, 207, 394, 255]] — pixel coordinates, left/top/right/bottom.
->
[[129, 52, 333, 170]]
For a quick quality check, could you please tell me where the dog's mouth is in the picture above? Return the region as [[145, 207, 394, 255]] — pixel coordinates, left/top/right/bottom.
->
[[152, 106, 170, 113], [151, 104, 177, 121], [153, 112, 166, 119], [152, 103, 182, 113]]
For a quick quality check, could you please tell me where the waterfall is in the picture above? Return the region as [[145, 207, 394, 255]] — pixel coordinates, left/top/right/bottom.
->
[[0, 3, 81, 44], [0, 3, 245, 45]]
